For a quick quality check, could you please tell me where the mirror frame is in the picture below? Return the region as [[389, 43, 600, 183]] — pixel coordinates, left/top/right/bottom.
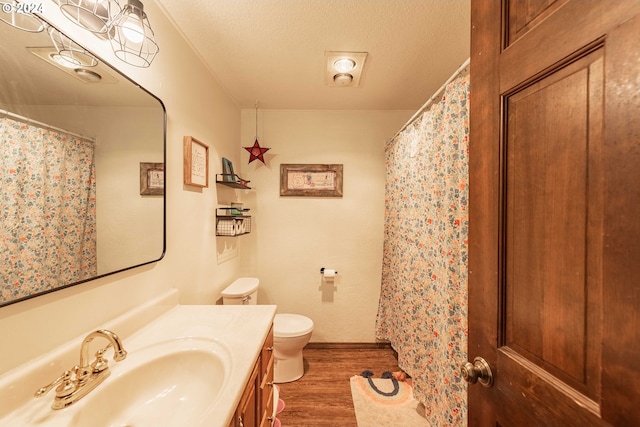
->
[[0, 18, 167, 308]]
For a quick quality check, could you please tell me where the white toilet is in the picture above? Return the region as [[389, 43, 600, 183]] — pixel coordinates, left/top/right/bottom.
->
[[221, 277, 314, 383]]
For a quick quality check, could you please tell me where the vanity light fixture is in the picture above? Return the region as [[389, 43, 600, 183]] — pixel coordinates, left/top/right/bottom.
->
[[0, 1, 46, 32], [56, 0, 121, 35], [48, 26, 99, 68], [109, 0, 159, 68], [54, 0, 159, 67], [325, 51, 368, 87]]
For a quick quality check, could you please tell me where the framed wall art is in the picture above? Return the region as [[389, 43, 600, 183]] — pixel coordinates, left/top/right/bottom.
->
[[140, 162, 164, 196], [280, 163, 343, 197], [183, 136, 209, 187]]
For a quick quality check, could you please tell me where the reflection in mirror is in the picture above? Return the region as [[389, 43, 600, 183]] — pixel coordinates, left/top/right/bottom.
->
[[0, 15, 165, 307]]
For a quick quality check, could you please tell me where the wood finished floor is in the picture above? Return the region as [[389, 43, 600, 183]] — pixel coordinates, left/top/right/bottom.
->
[[274, 346, 399, 427]]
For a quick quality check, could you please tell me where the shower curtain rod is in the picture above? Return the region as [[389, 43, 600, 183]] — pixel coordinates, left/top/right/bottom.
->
[[389, 57, 470, 142], [1, 108, 96, 143]]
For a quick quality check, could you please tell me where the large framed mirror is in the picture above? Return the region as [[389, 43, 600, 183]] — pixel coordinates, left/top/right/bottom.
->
[[0, 14, 166, 307]]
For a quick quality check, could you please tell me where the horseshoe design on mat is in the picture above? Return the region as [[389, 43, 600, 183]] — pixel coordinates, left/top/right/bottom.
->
[[359, 370, 400, 397]]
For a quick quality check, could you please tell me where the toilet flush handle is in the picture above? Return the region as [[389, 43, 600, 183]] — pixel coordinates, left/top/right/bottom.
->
[[241, 295, 251, 304]]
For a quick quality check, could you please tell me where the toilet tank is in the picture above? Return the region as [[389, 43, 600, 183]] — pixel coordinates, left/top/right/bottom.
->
[[221, 277, 259, 305]]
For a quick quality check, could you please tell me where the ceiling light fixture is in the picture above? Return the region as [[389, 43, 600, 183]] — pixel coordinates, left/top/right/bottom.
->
[[0, 1, 46, 32], [109, 0, 159, 68], [56, 0, 121, 35], [29, 46, 118, 84], [325, 51, 368, 87]]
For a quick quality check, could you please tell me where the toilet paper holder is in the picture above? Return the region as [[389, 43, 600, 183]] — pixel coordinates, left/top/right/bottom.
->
[[320, 268, 338, 275]]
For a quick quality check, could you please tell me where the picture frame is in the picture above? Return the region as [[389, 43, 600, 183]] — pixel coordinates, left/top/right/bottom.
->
[[139, 162, 164, 196], [280, 164, 343, 197], [183, 136, 209, 187], [221, 157, 236, 182]]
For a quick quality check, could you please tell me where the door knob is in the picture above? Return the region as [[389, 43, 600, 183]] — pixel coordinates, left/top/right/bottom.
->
[[461, 357, 494, 387]]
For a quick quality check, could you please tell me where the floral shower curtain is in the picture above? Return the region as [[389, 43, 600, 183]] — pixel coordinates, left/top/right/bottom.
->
[[375, 66, 469, 426], [1, 116, 97, 303]]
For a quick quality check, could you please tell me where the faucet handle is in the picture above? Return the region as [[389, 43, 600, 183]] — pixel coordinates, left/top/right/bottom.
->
[[91, 347, 110, 373], [34, 369, 76, 399]]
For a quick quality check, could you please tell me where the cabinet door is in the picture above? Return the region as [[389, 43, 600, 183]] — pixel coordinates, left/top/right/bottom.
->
[[236, 362, 259, 427], [260, 327, 275, 427]]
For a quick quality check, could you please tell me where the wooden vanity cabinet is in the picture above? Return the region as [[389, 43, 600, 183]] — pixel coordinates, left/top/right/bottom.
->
[[232, 325, 274, 427]]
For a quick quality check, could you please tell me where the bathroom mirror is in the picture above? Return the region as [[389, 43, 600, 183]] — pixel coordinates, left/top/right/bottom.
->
[[0, 17, 165, 307]]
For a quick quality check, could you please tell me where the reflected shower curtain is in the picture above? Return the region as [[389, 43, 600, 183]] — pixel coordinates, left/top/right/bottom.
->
[[1, 116, 97, 302], [375, 67, 469, 426]]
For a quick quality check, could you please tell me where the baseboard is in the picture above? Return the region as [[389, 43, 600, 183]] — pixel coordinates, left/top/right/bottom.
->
[[305, 342, 393, 350]]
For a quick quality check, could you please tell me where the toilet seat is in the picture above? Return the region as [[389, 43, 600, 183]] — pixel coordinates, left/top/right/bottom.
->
[[274, 314, 313, 338]]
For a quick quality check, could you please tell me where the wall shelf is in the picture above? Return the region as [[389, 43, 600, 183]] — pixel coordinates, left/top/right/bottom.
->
[[216, 208, 251, 236], [216, 174, 251, 189]]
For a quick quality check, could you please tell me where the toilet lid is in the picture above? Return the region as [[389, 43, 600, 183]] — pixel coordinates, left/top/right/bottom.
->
[[274, 313, 314, 338], [221, 277, 259, 297]]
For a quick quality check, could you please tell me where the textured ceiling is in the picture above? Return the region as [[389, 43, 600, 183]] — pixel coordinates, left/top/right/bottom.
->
[[155, 0, 470, 111]]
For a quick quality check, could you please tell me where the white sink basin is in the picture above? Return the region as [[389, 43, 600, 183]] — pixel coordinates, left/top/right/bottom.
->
[[0, 296, 276, 427], [69, 338, 230, 427]]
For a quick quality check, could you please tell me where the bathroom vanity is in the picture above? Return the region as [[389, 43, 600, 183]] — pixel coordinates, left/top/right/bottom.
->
[[0, 290, 276, 427]]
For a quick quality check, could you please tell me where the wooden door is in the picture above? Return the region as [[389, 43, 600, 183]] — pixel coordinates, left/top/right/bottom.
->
[[468, 1, 640, 426]]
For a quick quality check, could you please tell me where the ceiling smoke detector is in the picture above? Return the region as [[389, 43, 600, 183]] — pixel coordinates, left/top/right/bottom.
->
[[325, 51, 367, 87]]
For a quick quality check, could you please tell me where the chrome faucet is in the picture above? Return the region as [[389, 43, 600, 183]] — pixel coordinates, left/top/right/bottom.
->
[[35, 329, 127, 409]]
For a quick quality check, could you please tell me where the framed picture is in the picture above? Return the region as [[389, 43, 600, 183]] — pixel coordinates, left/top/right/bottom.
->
[[140, 162, 164, 196], [221, 157, 236, 182], [280, 164, 343, 197], [183, 136, 209, 187]]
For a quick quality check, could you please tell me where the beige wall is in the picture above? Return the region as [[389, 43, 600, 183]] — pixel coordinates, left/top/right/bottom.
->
[[0, 1, 241, 374], [238, 109, 412, 342]]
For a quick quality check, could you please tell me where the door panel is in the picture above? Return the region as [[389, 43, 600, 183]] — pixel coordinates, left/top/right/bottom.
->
[[469, 1, 640, 426], [506, 0, 566, 45], [504, 51, 603, 400]]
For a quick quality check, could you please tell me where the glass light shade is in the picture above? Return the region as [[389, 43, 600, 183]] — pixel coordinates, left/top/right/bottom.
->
[[333, 58, 356, 73], [57, 0, 121, 35], [109, 0, 158, 68], [48, 26, 99, 68], [0, 2, 46, 32]]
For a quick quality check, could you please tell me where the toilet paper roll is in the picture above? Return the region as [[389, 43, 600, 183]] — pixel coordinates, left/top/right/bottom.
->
[[323, 269, 336, 279], [217, 219, 235, 236]]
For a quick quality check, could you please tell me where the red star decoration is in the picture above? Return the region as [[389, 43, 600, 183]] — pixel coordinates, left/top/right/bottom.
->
[[244, 138, 270, 164]]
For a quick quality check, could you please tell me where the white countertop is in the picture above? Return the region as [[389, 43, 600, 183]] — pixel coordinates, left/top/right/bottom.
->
[[0, 290, 276, 427]]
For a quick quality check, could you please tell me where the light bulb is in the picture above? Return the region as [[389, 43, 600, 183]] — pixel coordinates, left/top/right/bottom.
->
[[120, 14, 144, 43], [334, 58, 356, 73]]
